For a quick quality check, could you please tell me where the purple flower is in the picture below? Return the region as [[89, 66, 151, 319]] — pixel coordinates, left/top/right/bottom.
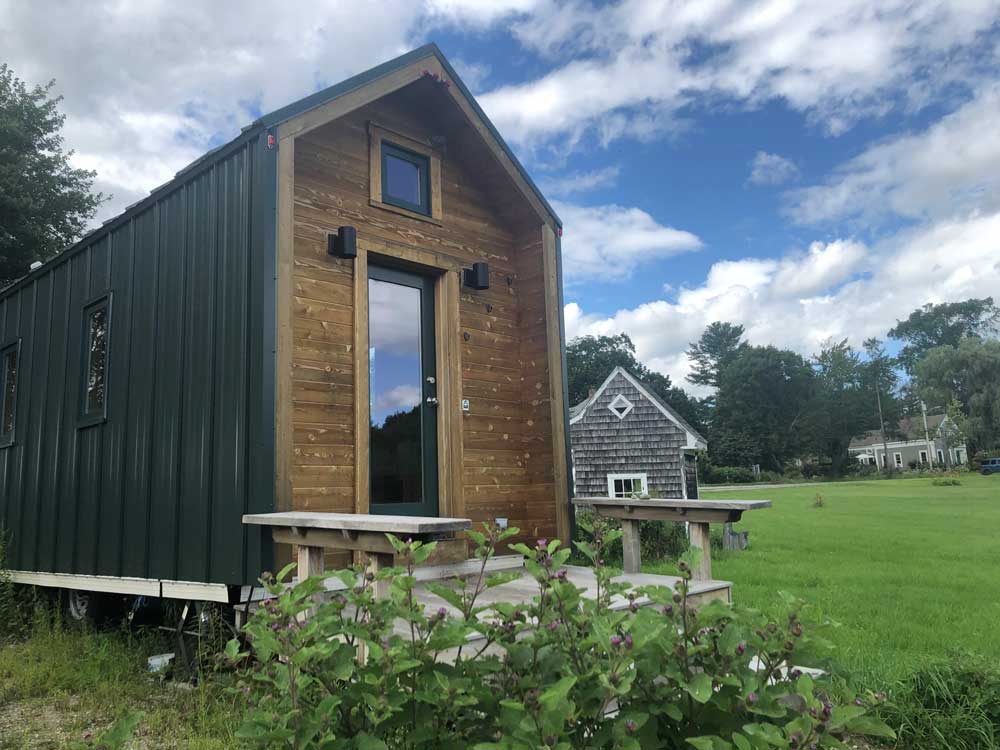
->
[[610, 635, 623, 648], [746, 691, 759, 706], [736, 641, 747, 655], [437, 607, 448, 619], [623, 634, 634, 649], [536, 538, 548, 549], [662, 604, 673, 616], [624, 719, 637, 734], [854, 697, 864, 706]]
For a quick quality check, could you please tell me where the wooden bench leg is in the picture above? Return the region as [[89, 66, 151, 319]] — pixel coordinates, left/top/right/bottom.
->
[[621, 519, 641, 574], [687, 522, 712, 581], [366, 551, 394, 600], [297, 544, 325, 620]]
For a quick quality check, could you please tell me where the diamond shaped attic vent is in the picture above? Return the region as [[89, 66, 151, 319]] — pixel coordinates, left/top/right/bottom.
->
[[608, 393, 634, 420]]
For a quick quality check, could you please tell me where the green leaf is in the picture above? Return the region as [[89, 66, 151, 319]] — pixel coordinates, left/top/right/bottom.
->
[[424, 581, 466, 611], [684, 672, 714, 703], [539, 675, 577, 710], [276, 561, 298, 582], [845, 715, 897, 739], [486, 571, 523, 589], [355, 733, 389, 750], [732, 733, 751, 750]]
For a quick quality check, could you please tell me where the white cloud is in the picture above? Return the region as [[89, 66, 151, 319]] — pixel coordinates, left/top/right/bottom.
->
[[787, 84, 1000, 225], [374, 384, 421, 415], [0, 1, 427, 222], [480, 0, 1000, 148], [423, 0, 540, 27], [748, 151, 799, 186], [539, 166, 620, 196], [554, 200, 702, 282], [565, 218, 1000, 394]]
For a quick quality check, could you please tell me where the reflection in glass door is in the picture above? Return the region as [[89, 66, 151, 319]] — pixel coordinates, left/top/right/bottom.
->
[[367, 265, 438, 516]]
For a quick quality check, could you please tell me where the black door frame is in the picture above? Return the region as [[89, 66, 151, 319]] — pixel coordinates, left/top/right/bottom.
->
[[367, 263, 439, 517]]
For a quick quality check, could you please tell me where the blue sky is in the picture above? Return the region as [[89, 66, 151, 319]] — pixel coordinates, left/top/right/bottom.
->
[[2, 1, 998, 394]]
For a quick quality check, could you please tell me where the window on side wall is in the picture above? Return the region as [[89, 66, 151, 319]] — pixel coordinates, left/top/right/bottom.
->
[[893, 452, 903, 467], [80, 295, 111, 425], [0, 339, 20, 447], [607, 473, 648, 498]]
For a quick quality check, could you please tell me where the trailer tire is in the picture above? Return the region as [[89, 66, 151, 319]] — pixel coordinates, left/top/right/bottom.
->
[[64, 588, 101, 623]]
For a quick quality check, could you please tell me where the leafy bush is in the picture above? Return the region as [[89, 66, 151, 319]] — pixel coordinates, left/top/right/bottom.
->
[[701, 463, 758, 484], [574, 511, 689, 564], [879, 659, 1000, 750], [0, 527, 39, 641], [229, 520, 893, 750], [931, 477, 962, 487]]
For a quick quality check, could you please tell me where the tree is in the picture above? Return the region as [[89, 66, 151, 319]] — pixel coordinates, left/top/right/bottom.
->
[[0, 64, 106, 285], [566, 333, 708, 434], [861, 337, 905, 471], [804, 339, 872, 475], [888, 298, 999, 374], [711, 346, 814, 471], [914, 338, 1000, 456], [686, 321, 746, 389]]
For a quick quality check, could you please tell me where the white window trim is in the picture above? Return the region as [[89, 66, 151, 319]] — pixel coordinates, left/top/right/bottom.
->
[[607, 472, 648, 498], [919, 450, 928, 464], [893, 452, 903, 467], [937, 449, 944, 463], [607, 393, 634, 420]]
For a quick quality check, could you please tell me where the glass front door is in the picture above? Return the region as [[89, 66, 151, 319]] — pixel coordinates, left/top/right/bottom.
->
[[367, 265, 438, 516]]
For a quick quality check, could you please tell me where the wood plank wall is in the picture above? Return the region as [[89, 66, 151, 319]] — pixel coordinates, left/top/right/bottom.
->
[[287, 90, 561, 556]]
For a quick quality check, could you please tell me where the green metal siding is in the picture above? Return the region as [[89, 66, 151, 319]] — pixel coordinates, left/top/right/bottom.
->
[[0, 131, 276, 586]]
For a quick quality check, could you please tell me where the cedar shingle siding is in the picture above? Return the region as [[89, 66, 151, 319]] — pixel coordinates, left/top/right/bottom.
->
[[571, 371, 687, 498]]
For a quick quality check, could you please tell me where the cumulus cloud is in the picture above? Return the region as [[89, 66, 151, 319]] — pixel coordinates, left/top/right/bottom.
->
[[554, 200, 701, 282], [787, 84, 1000, 226], [480, 0, 1000, 148], [748, 151, 799, 186], [565, 215, 1000, 394]]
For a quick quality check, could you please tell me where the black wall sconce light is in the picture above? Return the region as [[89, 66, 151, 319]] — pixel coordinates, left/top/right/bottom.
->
[[327, 226, 357, 259], [463, 262, 490, 290]]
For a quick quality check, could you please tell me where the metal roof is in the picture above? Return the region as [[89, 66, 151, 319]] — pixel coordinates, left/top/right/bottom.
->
[[3, 43, 560, 298]]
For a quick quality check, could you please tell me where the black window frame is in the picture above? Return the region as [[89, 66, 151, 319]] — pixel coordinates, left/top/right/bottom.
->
[[0, 338, 21, 448], [381, 140, 431, 216], [79, 292, 112, 428]]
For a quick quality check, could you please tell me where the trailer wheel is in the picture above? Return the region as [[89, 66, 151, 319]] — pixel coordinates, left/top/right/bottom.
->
[[65, 588, 97, 622]]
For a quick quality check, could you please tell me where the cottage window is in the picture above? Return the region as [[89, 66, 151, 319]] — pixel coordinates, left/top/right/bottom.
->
[[607, 473, 647, 498], [937, 449, 944, 464], [382, 142, 431, 216], [893, 452, 902, 467], [919, 450, 928, 465], [0, 340, 20, 447], [81, 295, 111, 424], [607, 393, 634, 420]]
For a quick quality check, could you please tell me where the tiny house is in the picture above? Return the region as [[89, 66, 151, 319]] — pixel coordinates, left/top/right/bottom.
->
[[570, 368, 706, 500], [0, 45, 572, 605]]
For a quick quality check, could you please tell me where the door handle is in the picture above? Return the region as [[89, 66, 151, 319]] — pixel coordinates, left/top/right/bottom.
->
[[426, 396, 439, 406]]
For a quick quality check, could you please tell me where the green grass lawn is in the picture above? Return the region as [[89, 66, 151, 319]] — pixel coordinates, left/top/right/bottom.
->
[[649, 473, 1000, 687]]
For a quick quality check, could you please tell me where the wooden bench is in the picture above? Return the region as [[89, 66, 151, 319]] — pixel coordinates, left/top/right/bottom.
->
[[242, 511, 472, 601], [572, 498, 771, 580]]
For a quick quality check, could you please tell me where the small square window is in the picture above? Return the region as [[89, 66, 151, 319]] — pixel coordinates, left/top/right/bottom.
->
[[0, 340, 20, 447], [80, 295, 111, 425], [382, 141, 430, 216]]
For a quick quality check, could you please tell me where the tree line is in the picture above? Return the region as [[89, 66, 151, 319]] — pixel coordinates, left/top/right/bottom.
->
[[567, 297, 1000, 475]]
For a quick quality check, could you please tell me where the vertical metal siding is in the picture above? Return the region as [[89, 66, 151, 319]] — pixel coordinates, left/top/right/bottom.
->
[[0, 134, 276, 586]]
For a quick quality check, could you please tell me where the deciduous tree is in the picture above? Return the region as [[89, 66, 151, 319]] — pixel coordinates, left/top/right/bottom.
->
[[0, 64, 105, 285], [888, 298, 999, 374]]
